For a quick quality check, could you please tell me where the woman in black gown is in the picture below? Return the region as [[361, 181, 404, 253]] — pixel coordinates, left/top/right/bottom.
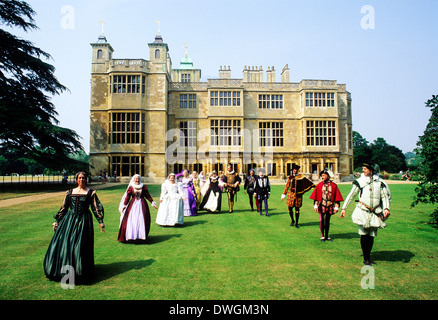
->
[[43, 172, 105, 283], [199, 171, 224, 213]]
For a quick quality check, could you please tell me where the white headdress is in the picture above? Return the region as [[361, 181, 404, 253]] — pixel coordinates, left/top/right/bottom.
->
[[118, 174, 143, 225]]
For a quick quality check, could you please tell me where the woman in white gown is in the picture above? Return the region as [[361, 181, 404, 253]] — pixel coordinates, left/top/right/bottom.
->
[[156, 173, 185, 226], [118, 174, 158, 243]]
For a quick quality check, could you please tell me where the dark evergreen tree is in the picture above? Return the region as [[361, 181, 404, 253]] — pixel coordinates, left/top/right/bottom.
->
[[0, 0, 83, 174], [352, 131, 371, 170], [412, 95, 438, 225]]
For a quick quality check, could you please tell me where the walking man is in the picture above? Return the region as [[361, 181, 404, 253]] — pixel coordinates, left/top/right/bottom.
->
[[281, 164, 315, 228], [310, 170, 344, 241], [340, 163, 391, 265]]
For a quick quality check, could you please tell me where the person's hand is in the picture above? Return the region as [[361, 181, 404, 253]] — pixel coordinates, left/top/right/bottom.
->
[[52, 222, 58, 232], [384, 209, 390, 219], [153, 204, 158, 210], [99, 223, 105, 233], [340, 209, 346, 219]]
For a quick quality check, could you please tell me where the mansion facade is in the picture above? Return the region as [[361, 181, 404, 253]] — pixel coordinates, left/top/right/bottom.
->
[[89, 32, 354, 183]]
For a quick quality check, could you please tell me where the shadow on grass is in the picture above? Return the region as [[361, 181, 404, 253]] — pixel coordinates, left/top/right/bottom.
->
[[371, 250, 415, 263], [147, 233, 183, 244], [179, 220, 208, 228], [92, 259, 155, 284], [330, 232, 361, 240]]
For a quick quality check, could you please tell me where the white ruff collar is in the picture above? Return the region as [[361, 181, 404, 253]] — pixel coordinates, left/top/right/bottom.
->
[[132, 183, 143, 189]]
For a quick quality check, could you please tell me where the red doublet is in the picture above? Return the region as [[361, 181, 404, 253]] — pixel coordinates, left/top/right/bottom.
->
[[310, 181, 344, 204]]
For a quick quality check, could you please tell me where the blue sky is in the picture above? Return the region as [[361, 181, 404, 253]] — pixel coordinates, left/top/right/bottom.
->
[[9, 0, 438, 154]]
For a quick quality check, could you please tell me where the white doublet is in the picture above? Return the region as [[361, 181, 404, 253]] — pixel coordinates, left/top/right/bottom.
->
[[342, 174, 391, 230]]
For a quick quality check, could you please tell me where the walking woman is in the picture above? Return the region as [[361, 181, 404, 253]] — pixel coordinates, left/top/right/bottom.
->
[[199, 171, 224, 213], [43, 172, 104, 283], [118, 174, 158, 244], [176, 169, 198, 216], [156, 173, 185, 227]]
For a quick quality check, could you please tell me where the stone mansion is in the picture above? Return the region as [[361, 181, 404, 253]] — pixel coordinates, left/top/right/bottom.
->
[[89, 32, 353, 183]]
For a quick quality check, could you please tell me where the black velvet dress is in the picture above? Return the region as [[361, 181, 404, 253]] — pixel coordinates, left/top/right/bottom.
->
[[43, 189, 104, 282]]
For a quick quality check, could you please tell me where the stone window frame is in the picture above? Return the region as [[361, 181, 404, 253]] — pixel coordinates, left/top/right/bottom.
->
[[210, 91, 241, 107], [108, 112, 145, 144], [181, 74, 191, 83], [259, 121, 284, 147], [305, 92, 335, 107], [179, 94, 197, 109], [111, 74, 146, 95], [111, 155, 145, 177], [210, 119, 242, 146], [179, 120, 197, 147], [258, 94, 283, 109], [306, 120, 336, 146]]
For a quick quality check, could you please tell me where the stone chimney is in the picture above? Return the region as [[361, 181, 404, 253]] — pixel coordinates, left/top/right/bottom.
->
[[243, 66, 263, 82], [267, 66, 276, 83], [281, 64, 290, 82], [219, 66, 231, 79]]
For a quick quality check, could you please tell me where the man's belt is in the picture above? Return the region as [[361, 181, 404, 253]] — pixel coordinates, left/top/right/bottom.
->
[[359, 201, 379, 213]]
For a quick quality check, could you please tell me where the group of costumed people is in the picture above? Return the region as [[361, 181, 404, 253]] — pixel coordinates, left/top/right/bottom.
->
[[43, 162, 391, 283]]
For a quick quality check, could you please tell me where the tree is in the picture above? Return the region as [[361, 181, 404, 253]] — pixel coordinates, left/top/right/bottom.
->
[[353, 132, 407, 173], [0, 0, 83, 174], [353, 131, 371, 170], [370, 137, 407, 173], [412, 95, 438, 225]]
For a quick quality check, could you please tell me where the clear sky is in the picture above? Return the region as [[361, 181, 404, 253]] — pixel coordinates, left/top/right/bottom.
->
[[9, 0, 438, 154]]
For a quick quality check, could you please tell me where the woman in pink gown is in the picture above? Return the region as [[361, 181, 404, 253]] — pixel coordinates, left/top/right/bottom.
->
[[118, 174, 158, 244]]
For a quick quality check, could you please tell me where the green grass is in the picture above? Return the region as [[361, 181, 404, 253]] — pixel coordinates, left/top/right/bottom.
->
[[0, 183, 437, 300]]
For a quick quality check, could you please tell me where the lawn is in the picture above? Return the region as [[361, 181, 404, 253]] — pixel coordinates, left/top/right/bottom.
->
[[0, 183, 436, 300]]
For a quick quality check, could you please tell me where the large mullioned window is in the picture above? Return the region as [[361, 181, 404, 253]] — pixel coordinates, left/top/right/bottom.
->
[[109, 112, 145, 144], [111, 75, 146, 94], [111, 156, 144, 177], [210, 119, 241, 146], [179, 121, 197, 147], [210, 91, 241, 106], [306, 120, 336, 146], [259, 122, 284, 147], [258, 94, 283, 109], [180, 94, 197, 108], [305, 92, 335, 107]]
